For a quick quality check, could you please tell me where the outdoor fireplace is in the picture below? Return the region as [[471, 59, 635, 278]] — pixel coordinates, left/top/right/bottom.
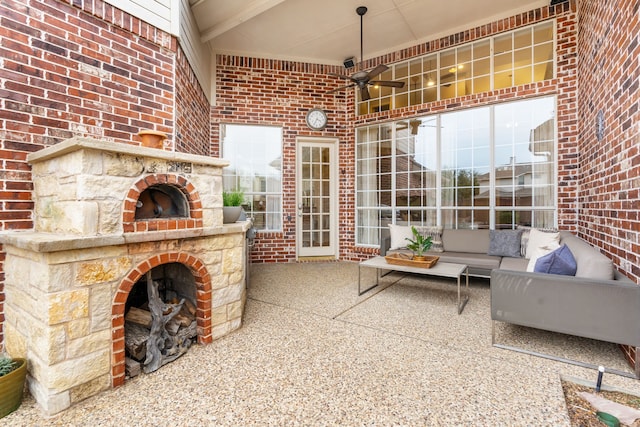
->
[[0, 137, 250, 415], [124, 263, 199, 376]]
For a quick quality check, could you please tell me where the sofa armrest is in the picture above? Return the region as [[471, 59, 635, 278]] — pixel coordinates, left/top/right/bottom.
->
[[380, 232, 391, 256], [491, 269, 640, 347]]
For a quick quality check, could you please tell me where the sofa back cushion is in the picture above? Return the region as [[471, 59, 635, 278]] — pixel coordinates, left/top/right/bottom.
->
[[560, 231, 614, 280], [442, 229, 490, 254]]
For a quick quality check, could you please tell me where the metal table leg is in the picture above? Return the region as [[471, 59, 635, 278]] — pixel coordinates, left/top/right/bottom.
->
[[457, 266, 470, 314], [358, 264, 379, 296]]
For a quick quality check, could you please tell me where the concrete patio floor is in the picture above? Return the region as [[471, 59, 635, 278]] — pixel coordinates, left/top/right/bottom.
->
[[5, 261, 640, 426]]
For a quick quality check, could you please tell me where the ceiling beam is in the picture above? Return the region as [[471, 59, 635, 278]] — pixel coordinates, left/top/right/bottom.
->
[[200, 0, 287, 43]]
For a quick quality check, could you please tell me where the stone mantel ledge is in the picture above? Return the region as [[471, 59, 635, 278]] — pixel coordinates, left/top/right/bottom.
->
[[0, 222, 251, 253], [27, 136, 230, 168]]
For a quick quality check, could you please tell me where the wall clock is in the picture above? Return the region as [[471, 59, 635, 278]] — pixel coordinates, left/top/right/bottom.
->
[[305, 108, 328, 130]]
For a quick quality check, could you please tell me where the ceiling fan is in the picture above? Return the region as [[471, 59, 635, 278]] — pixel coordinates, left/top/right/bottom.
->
[[326, 6, 405, 101]]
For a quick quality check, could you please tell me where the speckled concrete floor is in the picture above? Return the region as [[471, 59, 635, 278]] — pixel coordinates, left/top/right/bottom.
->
[[4, 261, 640, 426]]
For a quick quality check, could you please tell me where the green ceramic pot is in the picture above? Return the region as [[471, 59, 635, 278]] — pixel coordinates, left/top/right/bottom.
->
[[0, 358, 27, 418], [596, 411, 620, 427]]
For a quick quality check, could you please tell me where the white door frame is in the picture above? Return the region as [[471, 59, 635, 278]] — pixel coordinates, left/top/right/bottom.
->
[[296, 137, 339, 259]]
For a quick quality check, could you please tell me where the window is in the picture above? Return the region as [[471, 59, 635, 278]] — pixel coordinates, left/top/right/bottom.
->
[[357, 21, 555, 115], [221, 124, 282, 231], [355, 96, 556, 246], [440, 107, 491, 229]]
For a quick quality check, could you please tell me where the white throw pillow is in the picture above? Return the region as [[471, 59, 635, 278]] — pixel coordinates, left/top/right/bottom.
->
[[388, 224, 413, 250], [526, 242, 561, 272], [525, 228, 561, 259]]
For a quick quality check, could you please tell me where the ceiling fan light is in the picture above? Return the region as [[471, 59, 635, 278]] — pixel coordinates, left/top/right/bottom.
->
[[427, 80, 435, 87]]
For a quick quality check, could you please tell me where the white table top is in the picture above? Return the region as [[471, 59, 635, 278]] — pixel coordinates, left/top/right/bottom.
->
[[360, 256, 467, 279]]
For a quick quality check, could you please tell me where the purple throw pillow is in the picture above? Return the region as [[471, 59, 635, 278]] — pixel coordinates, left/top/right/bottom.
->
[[534, 244, 577, 276]]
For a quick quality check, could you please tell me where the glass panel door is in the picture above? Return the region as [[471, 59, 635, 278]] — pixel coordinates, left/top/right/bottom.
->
[[297, 138, 337, 257]]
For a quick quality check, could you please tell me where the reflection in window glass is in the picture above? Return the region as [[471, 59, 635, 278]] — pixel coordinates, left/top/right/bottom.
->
[[357, 21, 555, 115], [441, 107, 490, 229], [221, 124, 282, 231], [355, 96, 556, 246]]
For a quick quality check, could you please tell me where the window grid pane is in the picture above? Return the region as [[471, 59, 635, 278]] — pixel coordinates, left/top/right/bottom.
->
[[355, 96, 556, 246], [356, 21, 554, 115], [221, 125, 283, 231]]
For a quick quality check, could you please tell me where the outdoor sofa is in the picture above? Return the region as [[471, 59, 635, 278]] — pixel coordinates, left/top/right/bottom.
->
[[380, 225, 640, 377]]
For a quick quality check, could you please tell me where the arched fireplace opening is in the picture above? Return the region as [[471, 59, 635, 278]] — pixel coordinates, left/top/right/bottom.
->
[[124, 262, 199, 377], [134, 184, 189, 220]]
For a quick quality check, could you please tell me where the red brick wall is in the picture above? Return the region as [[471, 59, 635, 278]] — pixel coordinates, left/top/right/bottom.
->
[[213, 1, 579, 263], [175, 47, 211, 156], [0, 0, 208, 347], [212, 58, 351, 262], [577, 0, 640, 283]]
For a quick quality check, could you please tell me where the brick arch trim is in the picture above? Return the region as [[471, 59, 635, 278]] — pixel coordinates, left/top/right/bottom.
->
[[122, 174, 204, 233], [110, 252, 212, 387]]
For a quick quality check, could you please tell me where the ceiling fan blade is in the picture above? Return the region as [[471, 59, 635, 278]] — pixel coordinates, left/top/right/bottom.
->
[[366, 64, 388, 80], [360, 86, 371, 101], [326, 84, 355, 94], [370, 80, 405, 88], [328, 72, 354, 81]]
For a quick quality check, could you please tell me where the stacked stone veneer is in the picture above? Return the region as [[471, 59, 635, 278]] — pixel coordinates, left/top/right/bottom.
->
[[0, 137, 249, 415]]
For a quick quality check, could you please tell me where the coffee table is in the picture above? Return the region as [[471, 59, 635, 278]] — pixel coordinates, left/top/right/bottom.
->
[[358, 256, 469, 314]]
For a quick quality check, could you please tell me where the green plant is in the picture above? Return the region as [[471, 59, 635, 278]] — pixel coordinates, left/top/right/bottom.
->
[[222, 190, 244, 207], [0, 356, 17, 377], [405, 226, 432, 257]]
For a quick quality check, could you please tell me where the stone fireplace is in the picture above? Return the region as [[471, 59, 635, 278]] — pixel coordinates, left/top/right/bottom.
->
[[0, 137, 250, 415]]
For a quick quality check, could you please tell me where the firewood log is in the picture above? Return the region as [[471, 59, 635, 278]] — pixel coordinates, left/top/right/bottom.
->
[[124, 323, 149, 361], [125, 306, 152, 328]]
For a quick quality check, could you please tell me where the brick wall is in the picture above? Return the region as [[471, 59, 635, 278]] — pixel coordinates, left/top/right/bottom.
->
[[175, 47, 211, 156], [577, 0, 640, 366], [213, 1, 579, 263], [0, 0, 207, 347], [577, 0, 640, 282], [212, 58, 351, 262]]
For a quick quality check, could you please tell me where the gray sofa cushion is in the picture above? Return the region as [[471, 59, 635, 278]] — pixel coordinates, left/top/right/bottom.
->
[[499, 257, 529, 271], [442, 229, 490, 253], [433, 251, 501, 270], [560, 231, 614, 280], [488, 229, 523, 258]]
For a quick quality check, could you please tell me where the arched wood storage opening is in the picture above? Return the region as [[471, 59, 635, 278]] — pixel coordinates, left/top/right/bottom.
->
[[111, 253, 212, 387]]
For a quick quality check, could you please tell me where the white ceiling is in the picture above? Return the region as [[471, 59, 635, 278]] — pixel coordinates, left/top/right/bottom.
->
[[190, 0, 549, 66]]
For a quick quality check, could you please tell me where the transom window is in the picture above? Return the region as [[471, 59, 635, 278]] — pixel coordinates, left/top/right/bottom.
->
[[356, 96, 556, 246], [358, 21, 555, 115]]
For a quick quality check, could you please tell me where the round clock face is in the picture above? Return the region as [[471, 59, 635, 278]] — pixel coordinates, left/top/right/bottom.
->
[[305, 109, 328, 130]]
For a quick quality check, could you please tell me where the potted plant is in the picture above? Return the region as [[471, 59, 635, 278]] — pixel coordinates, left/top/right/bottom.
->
[[0, 355, 27, 418], [222, 189, 244, 223], [405, 226, 433, 261]]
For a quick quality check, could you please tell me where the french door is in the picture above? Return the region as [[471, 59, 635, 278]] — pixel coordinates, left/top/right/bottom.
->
[[296, 138, 338, 258]]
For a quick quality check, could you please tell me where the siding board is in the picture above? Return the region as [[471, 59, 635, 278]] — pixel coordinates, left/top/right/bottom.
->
[[105, 0, 171, 33]]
